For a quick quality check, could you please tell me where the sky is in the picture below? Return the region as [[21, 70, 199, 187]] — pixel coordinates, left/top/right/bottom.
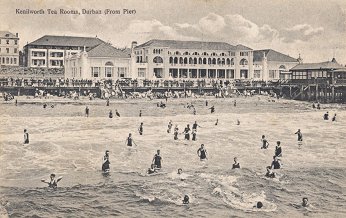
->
[[1, 0, 346, 64]]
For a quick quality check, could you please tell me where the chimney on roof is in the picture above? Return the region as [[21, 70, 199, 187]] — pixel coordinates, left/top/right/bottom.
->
[[131, 41, 137, 49], [297, 53, 303, 64]]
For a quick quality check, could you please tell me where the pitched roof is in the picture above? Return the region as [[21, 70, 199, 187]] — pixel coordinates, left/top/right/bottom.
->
[[135, 39, 238, 50], [87, 43, 131, 58], [28, 35, 105, 47], [253, 49, 298, 62], [290, 60, 344, 71], [236, 44, 253, 50], [0, 31, 18, 39]]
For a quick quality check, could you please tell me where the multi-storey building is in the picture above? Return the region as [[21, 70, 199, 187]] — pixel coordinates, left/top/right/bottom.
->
[[23, 35, 106, 68], [0, 31, 19, 67], [131, 39, 254, 80], [64, 43, 131, 80], [253, 49, 299, 80]]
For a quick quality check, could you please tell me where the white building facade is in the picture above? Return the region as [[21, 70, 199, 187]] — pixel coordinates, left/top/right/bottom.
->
[[0, 31, 19, 67], [65, 43, 131, 80]]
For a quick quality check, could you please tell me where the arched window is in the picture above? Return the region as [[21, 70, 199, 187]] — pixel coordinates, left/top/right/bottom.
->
[[212, 58, 216, 65], [240, 58, 248, 65], [208, 58, 211, 64], [226, 58, 230, 65], [105, 61, 114, 66], [279, 65, 286, 69], [202, 52, 208, 56], [169, 57, 173, 64], [211, 52, 217, 56], [174, 57, 178, 64], [153, 56, 163, 63], [231, 58, 234, 65], [199, 58, 203, 64], [184, 57, 188, 64], [217, 58, 221, 65], [189, 57, 193, 64], [179, 57, 183, 64], [203, 58, 207, 64], [194, 58, 198, 64], [105, 61, 114, 77], [221, 58, 225, 65], [220, 52, 226, 56]]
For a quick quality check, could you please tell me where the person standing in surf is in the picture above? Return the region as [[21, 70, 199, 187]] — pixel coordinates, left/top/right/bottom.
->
[[139, 110, 142, 117], [138, 122, 143, 135], [125, 133, 137, 147], [23, 129, 29, 145], [41, 174, 62, 189], [174, 125, 179, 140], [332, 113, 337, 122], [271, 156, 281, 169], [115, 109, 120, 117], [183, 124, 191, 140], [295, 129, 303, 147], [261, 135, 269, 149], [323, 111, 329, 120], [167, 120, 173, 133], [209, 106, 215, 114], [232, 157, 240, 169], [109, 110, 113, 118], [102, 150, 110, 172], [85, 106, 89, 117], [152, 150, 162, 169], [275, 141, 282, 157], [192, 121, 202, 132], [197, 144, 207, 160]]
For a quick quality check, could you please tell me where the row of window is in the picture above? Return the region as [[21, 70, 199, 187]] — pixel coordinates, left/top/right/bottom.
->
[[167, 56, 248, 65], [0, 57, 17, 65], [166, 51, 237, 56], [91, 67, 128, 78], [0, 47, 18, 54], [0, 39, 18, 45]]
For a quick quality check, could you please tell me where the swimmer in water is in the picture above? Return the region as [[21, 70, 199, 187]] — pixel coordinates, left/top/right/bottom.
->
[[192, 121, 202, 132], [234, 100, 237, 107], [152, 150, 162, 169], [275, 141, 282, 157], [23, 129, 29, 145], [125, 133, 137, 147], [139, 110, 142, 117], [174, 125, 179, 140], [271, 156, 281, 169], [182, 195, 189, 204], [147, 164, 157, 174], [206, 100, 208, 107], [312, 103, 315, 109], [192, 129, 197, 141], [106, 99, 110, 106], [177, 168, 183, 174], [302, 197, 309, 207], [41, 174, 62, 189], [109, 110, 113, 118], [261, 135, 269, 149], [115, 109, 120, 117], [138, 122, 143, 135], [295, 129, 303, 147], [85, 106, 89, 117], [183, 124, 191, 140], [197, 144, 207, 160], [167, 120, 173, 133], [265, 166, 275, 178], [317, 103, 321, 110], [323, 111, 329, 120], [43, 103, 47, 109], [209, 106, 215, 113], [102, 150, 110, 172], [236, 119, 240, 125], [254, 201, 263, 209], [215, 119, 218, 126], [232, 157, 240, 169], [332, 113, 336, 122]]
